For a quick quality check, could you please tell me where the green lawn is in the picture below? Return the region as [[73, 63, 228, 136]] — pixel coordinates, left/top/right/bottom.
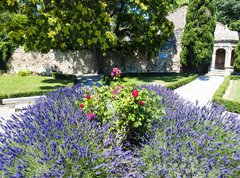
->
[[228, 80, 240, 102], [110, 73, 198, 89], [0, 75, 73, 100]]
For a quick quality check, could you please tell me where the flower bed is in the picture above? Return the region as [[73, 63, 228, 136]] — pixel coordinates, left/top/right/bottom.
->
[[0, 69, 239, 177]]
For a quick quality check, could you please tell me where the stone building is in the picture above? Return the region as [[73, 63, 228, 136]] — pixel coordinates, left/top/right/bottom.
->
[[210, 22, 239, 75]]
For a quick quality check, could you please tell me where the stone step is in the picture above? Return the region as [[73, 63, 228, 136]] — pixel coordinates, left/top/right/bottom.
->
[[206, 70, 229, 77]]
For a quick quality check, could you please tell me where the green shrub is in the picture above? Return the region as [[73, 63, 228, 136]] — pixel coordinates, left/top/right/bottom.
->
[[166, 74, 198, 89], [212, 76, 230, 100], [17, 69, 32, 76], [212, 76, 240, 113], [234, 41, 240, 72], [78, 85, 164, 146], [52, 72, 76, 81], [78, 68, 164, 146], [230, 75, 240, 80]]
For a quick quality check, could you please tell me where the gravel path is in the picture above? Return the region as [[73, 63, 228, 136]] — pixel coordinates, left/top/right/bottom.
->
[[174, 75, 224, 106]]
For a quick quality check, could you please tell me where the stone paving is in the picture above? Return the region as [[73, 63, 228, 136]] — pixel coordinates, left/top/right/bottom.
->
[[174, 75, 225, 107]]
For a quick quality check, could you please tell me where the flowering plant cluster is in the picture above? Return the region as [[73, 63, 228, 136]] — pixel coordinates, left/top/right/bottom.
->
[[78, 83, 164, 145], [110, 67, 122, 86]]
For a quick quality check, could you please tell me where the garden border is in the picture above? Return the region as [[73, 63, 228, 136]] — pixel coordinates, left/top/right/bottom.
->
[[212, 75, 240, 113]]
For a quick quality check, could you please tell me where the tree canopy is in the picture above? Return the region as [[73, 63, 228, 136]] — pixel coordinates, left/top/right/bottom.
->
[[180, 0, 216, 73], [2, 0, 174, 60], [216, 0, 240, 31]]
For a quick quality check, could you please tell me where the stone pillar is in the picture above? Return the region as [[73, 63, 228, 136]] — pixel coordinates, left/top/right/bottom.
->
[[225, 46, 232, 69], [211, 47, 217, 70]]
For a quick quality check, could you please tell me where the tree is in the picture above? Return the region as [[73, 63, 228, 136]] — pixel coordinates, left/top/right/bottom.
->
[[0, 11, 26, 70], [234, 42, 240, 72], [180, 0, 216, 73], [216, 0, 240, 31], [2, 0, 174, 73]]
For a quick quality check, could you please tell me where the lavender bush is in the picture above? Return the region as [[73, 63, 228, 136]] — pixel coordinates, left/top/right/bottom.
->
[[0, 84, 239, 177], [138, 85, 240, 177], [0, 86, 141, 177]]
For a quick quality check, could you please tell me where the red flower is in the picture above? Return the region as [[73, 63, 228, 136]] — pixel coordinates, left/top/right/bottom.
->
[[79, 103, 84, 109], [86, 113, 95, 120], [132, 90, 139, 98], [86, 95, 91, 99], [139, 100, 145, 106]]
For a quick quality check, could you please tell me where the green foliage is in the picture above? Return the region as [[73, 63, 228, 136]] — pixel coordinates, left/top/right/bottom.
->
[[234, 41, 240, 72], [212, 76, 240, 113], [166, 74, 198, 89], [216, 0, 240, 31], [180, 0, 216, 73], [78, 75, 164, 146], [230, 75, 240, 80], [213, 76, 230, 100], [17, 69, 31, 76], [52, 72, 76, 82], [0, 11, 19, 70], [3, 0, 174, 58]]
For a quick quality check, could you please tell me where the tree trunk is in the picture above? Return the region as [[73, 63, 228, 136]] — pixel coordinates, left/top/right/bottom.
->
[[95, 48, 103, 74]]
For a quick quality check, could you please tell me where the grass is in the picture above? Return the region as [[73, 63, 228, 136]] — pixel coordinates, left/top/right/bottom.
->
[[176, 0, 189, 6], [0, 75, 74, 100], [227, 80, 240, 102], [110, 73, 198, 88]]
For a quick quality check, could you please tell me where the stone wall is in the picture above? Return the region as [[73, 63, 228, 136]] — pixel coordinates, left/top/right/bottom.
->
[[7, 47, 98, 75], [103, 30, 182, 73], [7, 44, 181, 75]]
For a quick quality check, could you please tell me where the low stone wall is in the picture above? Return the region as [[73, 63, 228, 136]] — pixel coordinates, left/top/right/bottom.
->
[[7, 47, 98, 75]]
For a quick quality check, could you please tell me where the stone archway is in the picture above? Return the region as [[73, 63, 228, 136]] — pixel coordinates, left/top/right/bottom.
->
[[231, 49, 235, 66], [215, 49, 226, 69]]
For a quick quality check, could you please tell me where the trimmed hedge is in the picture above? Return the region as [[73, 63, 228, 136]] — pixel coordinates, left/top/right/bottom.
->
[[52, 72, 76, 81], [166, 74, 198, 90], [104, 73, 199, 90], [0, 90, 51, 104], [212, 75, 240, 113]]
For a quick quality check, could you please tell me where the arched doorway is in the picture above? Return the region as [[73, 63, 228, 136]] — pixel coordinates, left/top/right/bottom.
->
[[231, 49, 235, 66], [215, 49, 226, 69]]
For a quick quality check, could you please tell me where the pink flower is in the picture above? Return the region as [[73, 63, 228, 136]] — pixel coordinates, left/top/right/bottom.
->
[[86, 95, 90, 99], [132, 90, 139, 98], [111, 72, 115, 78], [116, 69, 121, 75], [112, 67, 121, 76], [139, 100, 145, 106], [113, 67, 118, 72], [79, 103, 84, 108]]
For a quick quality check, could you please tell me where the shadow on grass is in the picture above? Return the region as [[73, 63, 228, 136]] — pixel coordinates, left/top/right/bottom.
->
[[123, 73, 192, 83], [41, 79, 73, 85], [39, 85, 63, 90]]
